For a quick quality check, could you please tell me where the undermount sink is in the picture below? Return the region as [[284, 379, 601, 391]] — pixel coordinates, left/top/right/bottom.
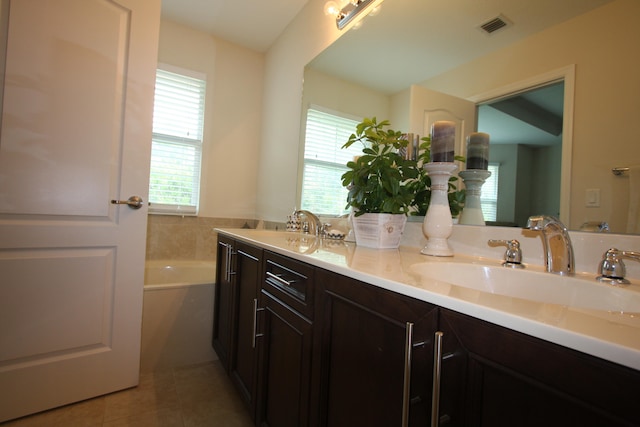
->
[[410, 262, 640, 313]]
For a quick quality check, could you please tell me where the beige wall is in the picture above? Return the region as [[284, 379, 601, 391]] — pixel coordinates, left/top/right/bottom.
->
[[158, 19, 264, 219], [150, 20, 265, 261], [301, 68, 390, 120], [257, 0, 343, 222], [418, 0, 640, 232]]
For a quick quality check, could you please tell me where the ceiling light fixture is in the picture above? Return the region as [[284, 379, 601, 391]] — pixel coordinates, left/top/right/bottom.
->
[[325, 0, 379, 30]]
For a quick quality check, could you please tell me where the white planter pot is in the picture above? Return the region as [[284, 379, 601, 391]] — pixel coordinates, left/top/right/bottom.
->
[[352, 213, 407, 249]]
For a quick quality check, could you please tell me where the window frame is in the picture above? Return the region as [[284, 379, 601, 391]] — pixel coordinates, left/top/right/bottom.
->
[[148, 64, 206, 216], [300, 106, 363, 216], [480, 163, 500, 222]]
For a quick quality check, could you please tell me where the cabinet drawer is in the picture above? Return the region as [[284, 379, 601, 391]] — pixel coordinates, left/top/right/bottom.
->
[[263, 251, 314, 319]]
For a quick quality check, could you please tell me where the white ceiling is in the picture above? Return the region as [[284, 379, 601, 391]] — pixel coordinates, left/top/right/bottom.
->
[[161, 0, 310, 52], [308, 0, 614, 94]]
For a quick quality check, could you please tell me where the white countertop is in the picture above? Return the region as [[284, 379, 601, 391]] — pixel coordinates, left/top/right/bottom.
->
[[216, 228, 640, 371]]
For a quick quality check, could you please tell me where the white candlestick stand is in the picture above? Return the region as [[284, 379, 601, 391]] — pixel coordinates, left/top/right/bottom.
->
[[458, 169, 491, 226], [421, 162, 458, 256]]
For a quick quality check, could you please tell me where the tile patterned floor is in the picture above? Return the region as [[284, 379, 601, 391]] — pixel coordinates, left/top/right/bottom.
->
[[1, 361, 254, 427]]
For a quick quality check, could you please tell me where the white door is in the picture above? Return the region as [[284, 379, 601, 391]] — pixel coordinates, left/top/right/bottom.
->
[[0, 0, 160, 422], [408, 85, 477, 159]]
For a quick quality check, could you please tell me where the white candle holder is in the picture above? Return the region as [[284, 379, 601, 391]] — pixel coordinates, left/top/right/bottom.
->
[[458, 169, 492, 226], [421, 162, 458, 256]]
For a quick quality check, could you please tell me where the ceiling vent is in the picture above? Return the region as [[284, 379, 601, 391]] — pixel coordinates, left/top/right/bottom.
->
[[479, 14, 511, 35]]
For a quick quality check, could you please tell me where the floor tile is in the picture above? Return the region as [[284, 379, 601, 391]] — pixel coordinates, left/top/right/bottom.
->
[[102, 408, 184, 427], [0, 361, 252, 427]]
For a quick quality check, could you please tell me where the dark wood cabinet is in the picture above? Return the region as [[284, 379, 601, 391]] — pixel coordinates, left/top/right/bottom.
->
[[212, 234, 236, 369], [212, 237, 263, 420], [315, 268, 438, 427], [256, 252, 316, 427], [213, 234, 640, 427], [230, 242, 263, 418], [438, 308, 640, 427], [257, 289, 314, 427]]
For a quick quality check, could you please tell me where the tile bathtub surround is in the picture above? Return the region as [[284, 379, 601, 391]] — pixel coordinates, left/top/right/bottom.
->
[[0, 361, 254, 427], [146, 216, 259, 261]]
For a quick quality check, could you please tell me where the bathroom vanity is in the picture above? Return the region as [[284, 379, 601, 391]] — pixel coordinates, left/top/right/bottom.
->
[[212, 229, 640, 427]]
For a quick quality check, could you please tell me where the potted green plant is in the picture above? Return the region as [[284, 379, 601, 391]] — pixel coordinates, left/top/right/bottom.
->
[[408, 135, 466, 218], [341, 117, 418, 248], [341, 118, 467, 248]]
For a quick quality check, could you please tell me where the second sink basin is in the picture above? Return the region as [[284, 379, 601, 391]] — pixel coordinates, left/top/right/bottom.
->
[[410, 262, 640, 313]]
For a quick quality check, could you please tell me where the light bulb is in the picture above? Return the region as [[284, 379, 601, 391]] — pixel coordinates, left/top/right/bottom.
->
[[324, 1, 340, 16]]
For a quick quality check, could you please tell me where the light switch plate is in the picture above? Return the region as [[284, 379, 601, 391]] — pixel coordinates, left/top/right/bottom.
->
[[586, 188, 600, 207]]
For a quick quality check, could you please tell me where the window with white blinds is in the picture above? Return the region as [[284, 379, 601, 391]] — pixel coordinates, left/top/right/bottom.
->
[[300, 108, 362, 215], [481, 163, 500, 221], [149, 66, 206, 215]]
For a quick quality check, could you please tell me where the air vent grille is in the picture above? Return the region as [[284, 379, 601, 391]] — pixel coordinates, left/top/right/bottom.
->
[[480, 15, 511, 34]]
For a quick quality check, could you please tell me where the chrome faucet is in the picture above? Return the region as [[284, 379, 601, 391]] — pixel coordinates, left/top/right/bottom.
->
[[294, 210, 324, 236], [488, 239, 524, 268], [597, 248, 640, 285], [526, 215, 575, 275]]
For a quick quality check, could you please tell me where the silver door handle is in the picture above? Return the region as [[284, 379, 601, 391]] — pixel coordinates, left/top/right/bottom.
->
[[431, 331, 444, 427], [111, 196, 144, 209], [252, 298, 264, 348], [402, 322, 414, 427]]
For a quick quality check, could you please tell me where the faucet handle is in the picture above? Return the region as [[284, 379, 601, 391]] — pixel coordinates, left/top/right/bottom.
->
[[488, 239, 524, 268], [596, 248, 640, 285]]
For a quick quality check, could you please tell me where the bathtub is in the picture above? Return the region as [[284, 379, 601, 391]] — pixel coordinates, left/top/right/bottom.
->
[[140, 260, 218, 372], [144, 260, 217, 290]]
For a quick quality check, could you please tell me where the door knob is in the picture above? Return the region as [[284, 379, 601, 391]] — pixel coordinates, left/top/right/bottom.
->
[[111, 196, 144, 209]]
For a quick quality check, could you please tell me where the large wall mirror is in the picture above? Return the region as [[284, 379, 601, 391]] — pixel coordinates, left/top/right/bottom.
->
[[301, 0, 640, 234]]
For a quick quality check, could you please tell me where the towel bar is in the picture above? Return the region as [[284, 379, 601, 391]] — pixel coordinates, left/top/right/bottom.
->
[[612, 167, 629, 176]]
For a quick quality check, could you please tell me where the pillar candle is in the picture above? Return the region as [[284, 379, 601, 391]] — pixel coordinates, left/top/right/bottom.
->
[[466, 132, 490, 170], [431, 121, 456, 162]]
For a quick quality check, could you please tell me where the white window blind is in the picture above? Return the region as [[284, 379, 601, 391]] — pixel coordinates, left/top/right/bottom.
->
[[149, 67, 206, 215], [301, 108, 362, 215], [481, 163, 500, 221]]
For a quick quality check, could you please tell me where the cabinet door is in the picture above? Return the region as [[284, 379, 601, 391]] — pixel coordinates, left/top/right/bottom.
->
[[315, 268, 438, 427], [257, 290, 314, 427], [230, 242, 262, 418], [212, 235, 235, 369], [438, 309, 640, 427]]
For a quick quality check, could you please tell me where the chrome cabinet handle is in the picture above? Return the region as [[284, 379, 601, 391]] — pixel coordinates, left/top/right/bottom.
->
[[218, 242, 235, 282], [218, 241, 229, 279], [266, 271, 294, 287], [110, 195, 144, 209], [225, 244, 231, 282], [252, 298, 264, 348], [431, 331, 444, 427], [222, 243, 231, 282], [402, 322, 414, 427], [226, 245, 236, 282]]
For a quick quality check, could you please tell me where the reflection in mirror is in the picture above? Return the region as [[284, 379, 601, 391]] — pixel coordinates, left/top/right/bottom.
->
[[302, 0, 640, 234], [479, 82, 563, 228]]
